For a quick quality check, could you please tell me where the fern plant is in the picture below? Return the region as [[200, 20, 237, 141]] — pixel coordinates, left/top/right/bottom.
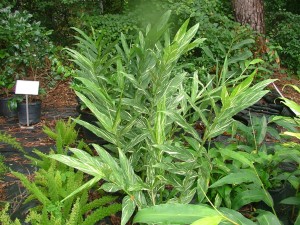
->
[[8, 146, 121, 224], [0, 118, 121, 224], [0, 131, 24, 153], [0, 204, 22, 225], [0, 131, 24, 180], [43, 117, 79, 148]]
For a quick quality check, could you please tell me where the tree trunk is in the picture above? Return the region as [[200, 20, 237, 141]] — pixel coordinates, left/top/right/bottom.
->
[[232, 0, 265, 34]]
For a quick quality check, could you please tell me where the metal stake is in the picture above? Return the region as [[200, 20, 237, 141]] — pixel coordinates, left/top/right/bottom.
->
[[26, 94, 29, 126]]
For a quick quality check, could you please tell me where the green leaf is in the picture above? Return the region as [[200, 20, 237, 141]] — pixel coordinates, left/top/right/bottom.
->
[[101, 182, 121, 192], [280, 97, 300, 116], [232, 39, 255, 51], [121, 195, 136, 225], [49, 151, 105, 177], [209, 169, 260, 188], [283, 84, 300, 94], [228, 50, 253, 65], [249, 58, 264, 65], [232, 189, 273, 210], [221, 147, 253, 167], [219, 208, 256, 225], [191, 215, 223, 225], [62, 176, 101, 202], [155, 144, 196, 162], [118, 148, 142, 190], [283, 131, 300, 139], [256, 210, 282, 225], [165, 110, 201, 142], [133, 204, 219, 224], [93, 144, 123, 183], [202, 46, 215, 61], [230, 72, 255, 98], [256, 116, 268, 145], [280, 196, 300, 205]]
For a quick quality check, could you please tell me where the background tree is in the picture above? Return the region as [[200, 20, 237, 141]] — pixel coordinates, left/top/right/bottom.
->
[[232, 0, 265, 34]]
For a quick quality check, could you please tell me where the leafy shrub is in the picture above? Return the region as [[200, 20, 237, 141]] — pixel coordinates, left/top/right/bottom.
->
[[80, 12, 140, 44], [267, 11, 300, 75], [0, 7, 54, 85]]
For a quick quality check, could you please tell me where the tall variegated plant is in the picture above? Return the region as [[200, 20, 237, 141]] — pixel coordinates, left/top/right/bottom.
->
[[57, 10, 206, 224], [51, 10, 276, 225]]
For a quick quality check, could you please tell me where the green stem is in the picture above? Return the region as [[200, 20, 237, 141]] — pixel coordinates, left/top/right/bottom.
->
[[252, 164, 278, 217]]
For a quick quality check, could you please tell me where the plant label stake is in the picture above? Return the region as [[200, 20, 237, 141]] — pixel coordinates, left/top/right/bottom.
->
[[15, 80, 40, 128]]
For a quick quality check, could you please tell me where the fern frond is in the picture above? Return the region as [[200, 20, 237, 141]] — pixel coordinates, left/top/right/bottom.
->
[[0, 131, 24, 153], [66, 198, 82, 225], [25, 149, 52, 170], [25, 210, 42, 225], [0, 203, 22, 225], [81, 204, 122, 225], [12, 171, 51, 206], [81, 195, 118, 213]]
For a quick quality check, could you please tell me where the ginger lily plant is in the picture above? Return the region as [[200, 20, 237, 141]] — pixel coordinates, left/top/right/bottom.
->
[[50, 11, 285, 225]]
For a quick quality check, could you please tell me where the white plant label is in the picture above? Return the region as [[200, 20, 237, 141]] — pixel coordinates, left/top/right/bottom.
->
[[15, 80, 40, 95]]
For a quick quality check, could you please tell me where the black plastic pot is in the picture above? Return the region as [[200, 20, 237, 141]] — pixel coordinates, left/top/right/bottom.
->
[[256, 182, 296, 225], [17, 100, 42, 125], [0, 96, 18, 118], [76, 106, 108, 145]]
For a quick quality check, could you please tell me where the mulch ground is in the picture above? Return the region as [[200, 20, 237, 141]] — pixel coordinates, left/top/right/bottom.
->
[[0, 79, 78, 211]]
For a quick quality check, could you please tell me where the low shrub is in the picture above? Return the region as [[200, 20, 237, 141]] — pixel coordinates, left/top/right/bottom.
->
[[267, 11, 300, 76]]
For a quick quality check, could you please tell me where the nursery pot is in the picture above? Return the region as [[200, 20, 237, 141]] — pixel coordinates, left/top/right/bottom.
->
[[0, 95, 18, 118], [76, 105, 107, 145], [17, 100, 42, 125], [256, 182, 296, 225]]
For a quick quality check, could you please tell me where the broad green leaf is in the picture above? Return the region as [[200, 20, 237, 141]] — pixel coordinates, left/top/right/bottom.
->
[[75, 91, 113, 132], [232, 39, 255, 51], [283, 84, 300, 93], [133, 204, 219, 224], [256, 116, 268, 145], [282, 131, 300, 139], [232, 189, 273, 210], [210, 169, 260, 188], [192, 215, 223, 225], [101, 182, 121, 192], [202, 46, 215, 61], [280, 196, 300, 205], [249, 58, 264, 65], [280, 97, 300, 116], [49, 152, 105, 177], [74, 118, 117, 145], [93, 144, 123, 183], [256, 210, 282, 225], [121, 195, 136, 225], [219, 208, 256, 225], [165, 110, 201, 142], [118, 148, 143, 190], [154, 162, 189, 175], [155, 144, 196, 161], [230, 72, 255, 98], [174, 18, 189, 43], [221, 148, 253, 167], [228, 50, 253, 65]]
